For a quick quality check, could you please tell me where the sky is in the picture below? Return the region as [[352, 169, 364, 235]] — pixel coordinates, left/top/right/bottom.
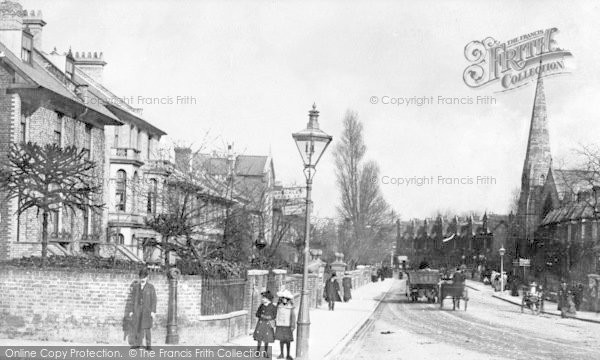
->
[[21, 0, 600, 220]]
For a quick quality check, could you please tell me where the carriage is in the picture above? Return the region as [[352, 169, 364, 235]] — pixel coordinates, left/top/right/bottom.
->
[[406, 269, 441, 303], [439, 281, 469, 310]]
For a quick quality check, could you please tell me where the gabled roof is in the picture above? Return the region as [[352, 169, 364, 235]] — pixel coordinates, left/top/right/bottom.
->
[[195, 154, 273, 177], [194, 156, 229, 176], [73, 67, 166, 136], [0, 43, 121, 126], [235, 155, 271, 176], [147, 159, 249, 205]]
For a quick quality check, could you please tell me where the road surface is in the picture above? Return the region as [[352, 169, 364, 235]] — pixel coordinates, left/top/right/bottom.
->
[[333, 279, 600, 360]]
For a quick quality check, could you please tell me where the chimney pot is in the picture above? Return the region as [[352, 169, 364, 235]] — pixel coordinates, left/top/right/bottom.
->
[[73, 49, 107, 83], [21, 7, 45, 49]]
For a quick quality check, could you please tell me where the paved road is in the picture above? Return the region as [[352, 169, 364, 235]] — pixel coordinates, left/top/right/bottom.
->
[[334, 279, 600, 360]]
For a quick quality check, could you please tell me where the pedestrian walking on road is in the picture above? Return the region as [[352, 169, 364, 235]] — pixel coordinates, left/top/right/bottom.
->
[[254, 291, 277, 354], [275, 290, 296, 360], [125, 268, 157, 350], [324, 272, 342, 310]]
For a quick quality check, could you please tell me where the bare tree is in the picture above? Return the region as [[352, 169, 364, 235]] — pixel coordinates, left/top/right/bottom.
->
[[140, 154, 245, 266], [0, 143, 103, 262], [334, 110, 390, 267]]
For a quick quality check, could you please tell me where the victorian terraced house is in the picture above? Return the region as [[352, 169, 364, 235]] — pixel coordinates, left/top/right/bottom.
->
[[0, 1, 121, 260], [0, 0, 250, 263]]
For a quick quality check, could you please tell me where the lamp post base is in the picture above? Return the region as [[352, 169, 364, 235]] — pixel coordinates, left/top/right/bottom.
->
[[166, 328, 179, 344], [296, 321, 311, 359]]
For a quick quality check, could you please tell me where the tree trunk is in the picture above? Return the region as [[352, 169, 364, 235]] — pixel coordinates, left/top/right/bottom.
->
[[41, 211, 48, 264]]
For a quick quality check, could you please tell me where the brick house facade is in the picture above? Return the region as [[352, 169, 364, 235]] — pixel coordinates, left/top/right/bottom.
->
[[0, 1, 122, 260]]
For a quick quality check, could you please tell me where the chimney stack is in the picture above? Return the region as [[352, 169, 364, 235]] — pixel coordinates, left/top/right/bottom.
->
[[22, 9, 45, 49], [73, 51, 107, 84], [0, 1, 24, 57]]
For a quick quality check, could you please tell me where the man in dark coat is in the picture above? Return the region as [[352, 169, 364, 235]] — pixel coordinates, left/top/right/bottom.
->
[[557, 280, 568, 315], [324, 272, 342, 310], [342, 274, 353, 302], [126, 268, 157, 349], [452, 268, 466, 284]]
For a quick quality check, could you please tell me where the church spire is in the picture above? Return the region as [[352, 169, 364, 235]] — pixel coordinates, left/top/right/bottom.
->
[[516, 60, 553, 251], [521, 61, 552, 188]]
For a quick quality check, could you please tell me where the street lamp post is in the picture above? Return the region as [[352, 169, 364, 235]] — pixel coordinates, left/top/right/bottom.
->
[[292, 103, 333, 360], [499, 246, 506, 294]]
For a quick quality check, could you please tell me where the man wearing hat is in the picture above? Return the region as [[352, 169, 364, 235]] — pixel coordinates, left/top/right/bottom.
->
[[324, 272, 342, 311], [126, 268, 157, 349]]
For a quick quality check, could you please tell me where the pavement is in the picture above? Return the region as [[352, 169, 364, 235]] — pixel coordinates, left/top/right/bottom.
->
[[223, 278, 394, 360], [465, 279, 600, 324]]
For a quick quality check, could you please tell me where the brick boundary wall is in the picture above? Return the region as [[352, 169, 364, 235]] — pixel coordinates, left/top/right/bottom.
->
[[0, 266, 373, 344], [0, 266, 245, 344]]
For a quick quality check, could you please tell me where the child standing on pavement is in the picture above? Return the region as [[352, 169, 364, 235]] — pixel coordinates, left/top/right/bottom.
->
[[275, 290, 296, 360], [254, 291, 277, 355]]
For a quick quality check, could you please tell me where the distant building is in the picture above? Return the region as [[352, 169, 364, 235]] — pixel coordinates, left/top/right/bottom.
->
[[192, 150, 276, 246], [395, 213, 509, 267]]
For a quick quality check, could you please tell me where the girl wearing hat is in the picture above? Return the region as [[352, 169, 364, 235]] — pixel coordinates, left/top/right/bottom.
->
[[275, 290, 296, 359], [254, 291, 277, 353]]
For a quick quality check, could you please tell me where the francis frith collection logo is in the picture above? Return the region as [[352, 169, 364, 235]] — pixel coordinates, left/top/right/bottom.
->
[[463, 28, 572, 91]]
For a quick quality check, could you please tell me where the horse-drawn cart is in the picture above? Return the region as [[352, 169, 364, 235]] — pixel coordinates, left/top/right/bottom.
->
[[406, 270, 440, 303], [439, 281, 468, 310]]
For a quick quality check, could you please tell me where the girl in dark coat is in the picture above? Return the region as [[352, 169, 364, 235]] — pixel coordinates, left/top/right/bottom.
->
[[324, 272, 342, 310], [254, 291, 277, 353], [275, 290, 296, 360]]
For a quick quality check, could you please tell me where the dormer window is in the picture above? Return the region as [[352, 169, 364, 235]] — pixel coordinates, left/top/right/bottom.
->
[[21, 31, 32, 64]]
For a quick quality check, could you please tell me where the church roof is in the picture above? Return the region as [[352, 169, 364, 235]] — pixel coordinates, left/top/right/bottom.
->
[[551, 169, 600, 201], [541, 200, 596, 226]]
